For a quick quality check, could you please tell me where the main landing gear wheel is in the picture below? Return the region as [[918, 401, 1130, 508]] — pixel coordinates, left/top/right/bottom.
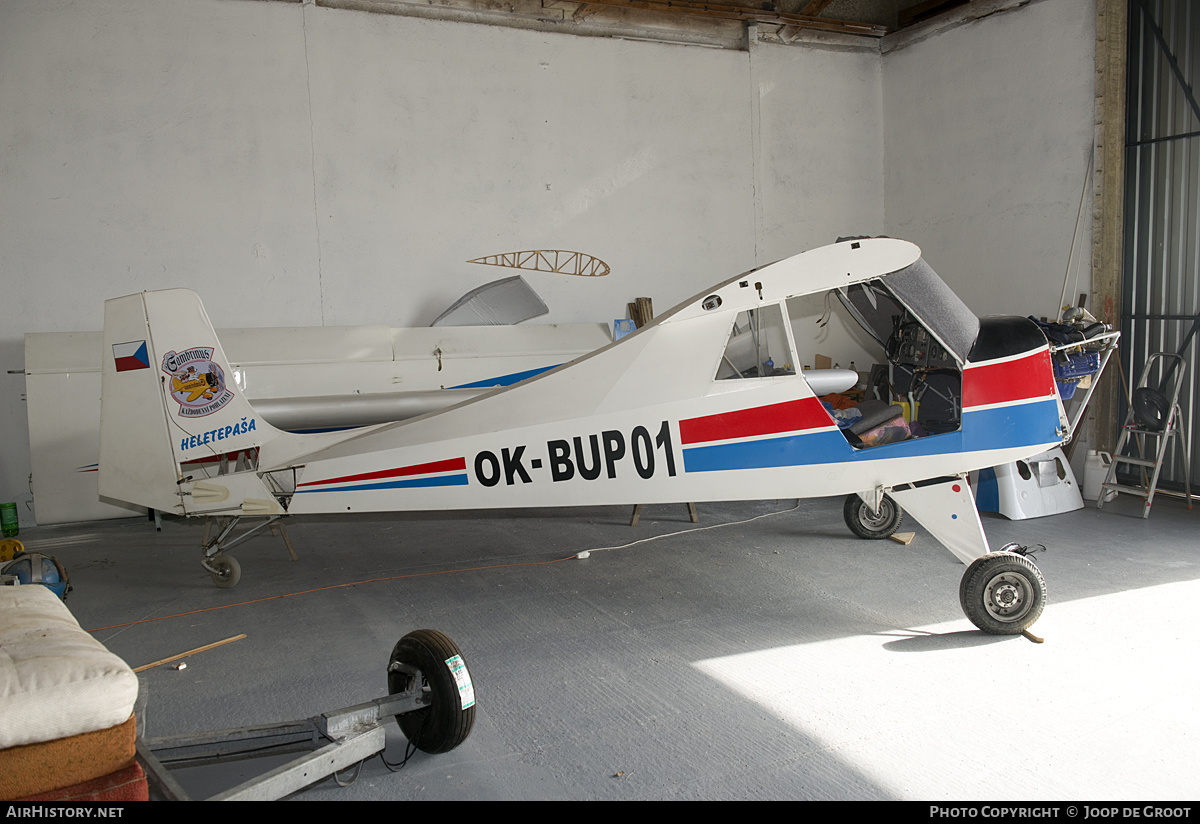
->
[[843, 493, 903, 539], [959, 551, 1046, 635], [388, 629, 475, 754], [208, 555, 241, 588]]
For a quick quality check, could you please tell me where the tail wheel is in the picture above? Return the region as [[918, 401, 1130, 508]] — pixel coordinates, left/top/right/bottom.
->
[[842, 493, 903, 539], [388, 629, 476, 754], [208, 555, 241, 588], [959, 551, 1046, 635]]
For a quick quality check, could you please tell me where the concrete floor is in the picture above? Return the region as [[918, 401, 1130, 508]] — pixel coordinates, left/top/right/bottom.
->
[[19, 492, 1200, 800]]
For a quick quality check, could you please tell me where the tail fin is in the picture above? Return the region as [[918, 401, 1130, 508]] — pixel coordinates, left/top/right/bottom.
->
[[99, 289, 284, 513]]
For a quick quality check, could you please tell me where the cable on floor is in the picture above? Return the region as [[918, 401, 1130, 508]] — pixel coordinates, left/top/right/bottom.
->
[[574, 500, 801, 559], [87, 500, 802, 634]]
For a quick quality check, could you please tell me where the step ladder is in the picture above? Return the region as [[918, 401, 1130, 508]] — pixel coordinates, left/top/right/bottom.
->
[[1098, 352, 1193, 518]]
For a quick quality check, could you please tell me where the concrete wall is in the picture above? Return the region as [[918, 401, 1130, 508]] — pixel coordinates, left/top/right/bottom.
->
[[0, 0, 1097, 524], [882, 0, 1097, 316], [304, 10, 753, 328], [754, 37, 886, 368], [0, 0, 884, 523]]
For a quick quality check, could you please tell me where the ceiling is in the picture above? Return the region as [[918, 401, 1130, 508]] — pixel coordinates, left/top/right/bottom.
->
[[785, 1, 967, 30], [322, 0, 988, 48]]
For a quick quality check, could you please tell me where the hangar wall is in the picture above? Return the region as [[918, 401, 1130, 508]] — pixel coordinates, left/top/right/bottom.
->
[[0, 0, 882, 523], [882, 0, 1098, 317], [0, 0, 1094, 524]]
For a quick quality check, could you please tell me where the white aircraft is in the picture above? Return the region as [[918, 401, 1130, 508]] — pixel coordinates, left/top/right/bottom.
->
[[98, 237, 1107, 635]]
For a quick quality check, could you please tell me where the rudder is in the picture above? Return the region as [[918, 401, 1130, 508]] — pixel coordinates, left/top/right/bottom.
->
[[99, 289, 283, 513]]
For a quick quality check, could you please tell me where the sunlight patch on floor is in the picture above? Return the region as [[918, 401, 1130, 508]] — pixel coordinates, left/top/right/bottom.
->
[[693, 578, 1200, 800]]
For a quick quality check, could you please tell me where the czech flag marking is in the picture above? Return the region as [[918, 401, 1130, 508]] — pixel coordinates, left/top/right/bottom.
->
[[112, 340, 150, 372]]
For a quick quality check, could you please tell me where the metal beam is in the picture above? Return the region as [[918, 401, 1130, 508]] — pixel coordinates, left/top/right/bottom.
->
[[1133, 0, 1200, 128]]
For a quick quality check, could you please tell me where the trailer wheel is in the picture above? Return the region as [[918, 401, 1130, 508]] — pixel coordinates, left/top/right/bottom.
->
[[209, 556, 241, 588], [959, 551, 1046, 635], [388, 629, 475, 754], [843, 493, 902, 539]]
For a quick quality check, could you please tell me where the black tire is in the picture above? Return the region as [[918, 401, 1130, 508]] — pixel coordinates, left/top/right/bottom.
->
[[1132, 387, 1169, 432], [209, 555, 241, 588], [388, 629, 475, 754], [959, 551, 1046, 635], [843, 493, 903, 539]]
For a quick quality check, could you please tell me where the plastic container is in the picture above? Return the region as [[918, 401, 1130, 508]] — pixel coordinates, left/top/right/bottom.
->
[[0, 503, 17, 538], [1083, 450, 1115, 502], [897, 401, 919, 421]]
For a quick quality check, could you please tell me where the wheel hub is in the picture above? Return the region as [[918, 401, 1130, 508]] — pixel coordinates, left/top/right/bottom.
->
[[861, 504, 891, 527], [984, 573, 1030, 621], [993, 583, 1019, 608]]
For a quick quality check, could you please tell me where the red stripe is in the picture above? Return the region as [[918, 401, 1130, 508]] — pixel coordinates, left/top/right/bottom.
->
[[114, 356, 149, 372], [963, 348, 1055, 408], [298, 457, 467, 488], [181, 450, 254, 467], [679, 397, 832, 445]]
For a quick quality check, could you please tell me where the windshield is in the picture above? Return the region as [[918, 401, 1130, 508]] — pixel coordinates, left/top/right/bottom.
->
[[836, 258, 979, 364]]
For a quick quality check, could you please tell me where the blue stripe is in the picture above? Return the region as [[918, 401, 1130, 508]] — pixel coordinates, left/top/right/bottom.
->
[[683, 430, 851, 472], [961, 399, 1061, 452], [682, 400, 1061, 473], [449, 365, 559, 389], [297, 474, 469, 493]]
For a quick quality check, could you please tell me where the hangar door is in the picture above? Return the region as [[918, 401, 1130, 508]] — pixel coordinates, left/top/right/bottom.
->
[[1123, 0, 1200, 491]]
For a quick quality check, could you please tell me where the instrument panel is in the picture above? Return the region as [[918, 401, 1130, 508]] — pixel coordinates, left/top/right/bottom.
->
[[889, 320, 957, 370]]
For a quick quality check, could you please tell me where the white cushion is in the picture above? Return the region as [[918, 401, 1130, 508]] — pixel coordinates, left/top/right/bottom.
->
[[0, 585, 138, 749]]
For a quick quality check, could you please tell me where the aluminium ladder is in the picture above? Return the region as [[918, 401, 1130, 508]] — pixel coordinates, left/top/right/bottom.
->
[[1098, 353, 1193, 518]]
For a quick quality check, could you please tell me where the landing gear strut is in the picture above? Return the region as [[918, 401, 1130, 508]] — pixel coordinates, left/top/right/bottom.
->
[[198, 515, 296, 588]]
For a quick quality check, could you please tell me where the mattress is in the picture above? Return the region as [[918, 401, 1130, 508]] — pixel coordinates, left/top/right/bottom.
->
[[20, 762, 147, 803], [0, 715, 141, 800], [0, 584, 141, 799]]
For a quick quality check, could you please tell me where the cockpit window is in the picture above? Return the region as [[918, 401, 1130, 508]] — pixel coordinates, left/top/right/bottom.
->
[[836, 282, 903, 351], [808, 256, 973, 445], [715, 303, 795, 380]]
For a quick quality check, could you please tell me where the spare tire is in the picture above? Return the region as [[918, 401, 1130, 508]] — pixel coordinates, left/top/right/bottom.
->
[[1132, 386, 1169, 432]]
